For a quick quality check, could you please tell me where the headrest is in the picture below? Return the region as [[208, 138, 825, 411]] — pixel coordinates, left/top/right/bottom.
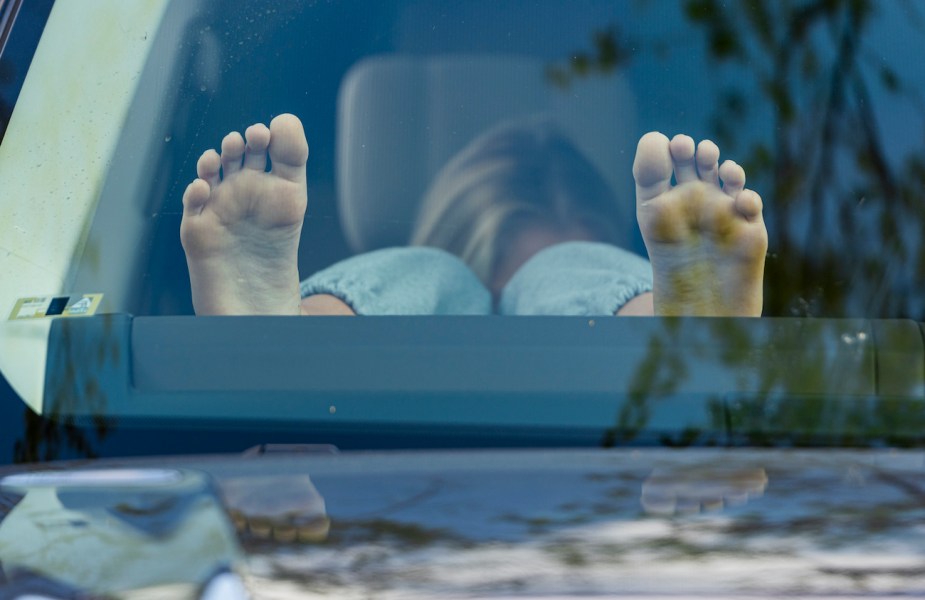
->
[[336, 54, 638, 252]]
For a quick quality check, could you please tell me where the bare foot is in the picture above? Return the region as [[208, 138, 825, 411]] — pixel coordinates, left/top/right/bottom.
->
[[180, 114, 309, 315], [218, 475, 330, 544], [641, 466, 768, 516], [633, 133, 767, 316]]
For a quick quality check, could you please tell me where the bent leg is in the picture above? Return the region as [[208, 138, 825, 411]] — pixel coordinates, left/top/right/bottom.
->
[[300, 247, 492, 315], [498, 241, 653, 316]]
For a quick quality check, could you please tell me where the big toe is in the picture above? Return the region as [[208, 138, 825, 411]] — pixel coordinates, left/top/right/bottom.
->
[[633, 132, 673, 202], [268, 113, 309, 181]]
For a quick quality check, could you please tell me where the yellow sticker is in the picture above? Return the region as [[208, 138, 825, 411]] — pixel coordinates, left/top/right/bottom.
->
[[8, 294, 103, 320]]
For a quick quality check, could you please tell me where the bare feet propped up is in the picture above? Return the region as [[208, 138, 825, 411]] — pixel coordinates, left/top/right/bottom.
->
[[180, 114, 309, 315], [633, 133, 767, 316]]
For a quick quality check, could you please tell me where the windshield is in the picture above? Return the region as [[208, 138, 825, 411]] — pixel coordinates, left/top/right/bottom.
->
[[1, 0, 924, 463]]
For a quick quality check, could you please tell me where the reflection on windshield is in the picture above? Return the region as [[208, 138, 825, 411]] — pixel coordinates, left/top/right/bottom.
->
[[516, 0, 925, 319], [603, 317, 925, 448], [13, 315, 118, 463], [654, 0, 925, 319]]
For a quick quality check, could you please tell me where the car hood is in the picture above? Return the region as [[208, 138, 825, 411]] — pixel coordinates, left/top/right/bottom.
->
[[1, 448, 924, 598]]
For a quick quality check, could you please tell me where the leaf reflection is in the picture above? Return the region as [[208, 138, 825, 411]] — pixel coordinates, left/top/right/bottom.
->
[[601, 318, 925, 448], [13, 316, 118, 463], [552, 0, 925, 318]]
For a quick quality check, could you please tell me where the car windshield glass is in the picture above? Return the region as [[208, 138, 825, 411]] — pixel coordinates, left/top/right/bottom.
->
[[1, 0, 924, 461]]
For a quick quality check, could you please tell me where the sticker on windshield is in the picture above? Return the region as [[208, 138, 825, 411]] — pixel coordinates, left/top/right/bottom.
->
[[7, 293, 103, 320]]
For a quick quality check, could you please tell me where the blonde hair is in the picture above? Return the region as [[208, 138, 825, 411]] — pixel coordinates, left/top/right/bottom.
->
[[410, 119, 623, 285]]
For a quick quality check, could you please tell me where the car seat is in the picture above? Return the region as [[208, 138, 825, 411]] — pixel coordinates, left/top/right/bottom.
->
[[335, 54, 640, 254]]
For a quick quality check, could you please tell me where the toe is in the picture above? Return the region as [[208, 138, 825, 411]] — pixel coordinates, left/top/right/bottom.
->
[[220, 132, 245, 177], [696, 140, 720, 185], [197, 150, 221, 187], [268, 113, 309, 182], [244, 123, 270, 171], [182, 178, 211, 215], [669, 134, 698, 184], [734, 189, 763, 222], [633, 131, 673, 203], [719, 160, 745, 197]]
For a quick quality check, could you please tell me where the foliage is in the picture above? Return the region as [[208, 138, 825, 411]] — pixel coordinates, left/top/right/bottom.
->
[[553, 0, 925, 318]]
